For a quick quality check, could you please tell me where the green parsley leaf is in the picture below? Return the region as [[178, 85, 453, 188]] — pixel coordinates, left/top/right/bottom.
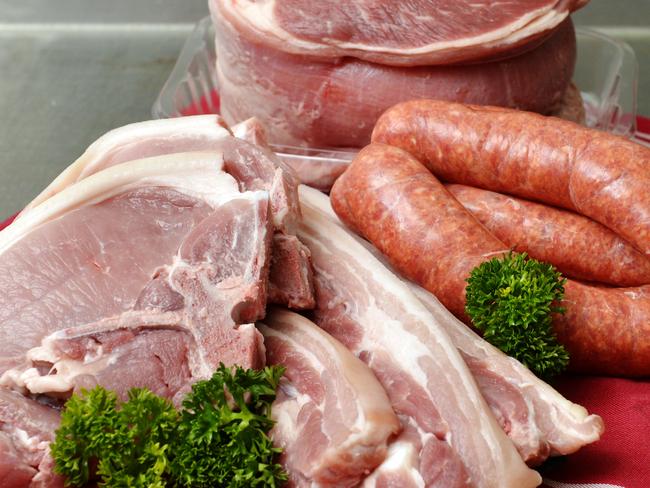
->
[[465, 252, 569, 378], [170, 364, 287, 488], [51, 364, 286, 488]]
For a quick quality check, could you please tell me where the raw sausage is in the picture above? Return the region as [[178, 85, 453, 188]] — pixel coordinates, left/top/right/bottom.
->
[[330, 143, 650, 376], [558, 282, 650, 376], [331, 143, 509, 321], [371, 99, 650, 256], [447, 184, 650, 287]]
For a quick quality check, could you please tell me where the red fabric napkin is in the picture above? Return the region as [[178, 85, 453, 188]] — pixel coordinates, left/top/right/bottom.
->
[[2, 117, 649, 488]]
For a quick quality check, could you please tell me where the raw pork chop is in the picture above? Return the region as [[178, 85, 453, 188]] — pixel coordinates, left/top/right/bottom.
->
[[303, 186, 603, 466], [20, 116, 315, 310], [259, 308, 399, 487], [213, 8, 578, 147], [0, 389, 63, 488], [213, 0, 587, 66], [0, 152, 271, 398], [297, 188, 541, 487]]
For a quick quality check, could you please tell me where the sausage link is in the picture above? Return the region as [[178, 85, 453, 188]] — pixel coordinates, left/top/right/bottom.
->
[[331, 143, 650, 376], [371, 99, 650, 256], [447, 184, 650, 287], [331, 143, 508, 321], [557, 282, 650, 376]]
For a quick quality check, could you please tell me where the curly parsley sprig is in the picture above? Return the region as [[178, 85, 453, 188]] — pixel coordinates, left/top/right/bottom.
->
[[465, 252, 569, 378], [51, 364, 286, 488]]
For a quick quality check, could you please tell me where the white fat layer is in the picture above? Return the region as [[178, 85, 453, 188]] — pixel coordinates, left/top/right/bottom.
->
[[271, 382, 314, 446], [82, 115, 230, 168], [22, 115, 231, 213], [0, 367, 72, 394], [22, 372, 74, 394], [361, 438, 425, 488], [0, 368, 31, 389], [25, 331, 105, 365], [0, 152, 233, 256], [141, 167, 240, 209], [224, 0, 565, 59], [26, 340, 59, 364], [5, 352, 114, 395]]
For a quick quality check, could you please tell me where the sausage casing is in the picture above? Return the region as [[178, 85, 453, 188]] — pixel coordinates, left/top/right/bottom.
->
[[447, 184, 650, 287], [372, 99, 650, 257]]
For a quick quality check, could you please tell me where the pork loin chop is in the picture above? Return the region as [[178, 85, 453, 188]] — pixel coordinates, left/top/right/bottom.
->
[[0, 153, 271, 396]]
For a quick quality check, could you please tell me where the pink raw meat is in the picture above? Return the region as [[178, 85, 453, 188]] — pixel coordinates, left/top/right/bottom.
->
[[297, 187, 541, 487], [0, 153, 273, 484], [0, 152, 271, 397], [0, 389, 63, 488], [260, 308, 399, 487], [213, 0, 587, 66], [20, 116, 315, 311], [212, 7, 577, 148]]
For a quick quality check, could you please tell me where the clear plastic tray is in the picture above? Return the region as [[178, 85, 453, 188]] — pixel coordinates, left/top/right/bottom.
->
[[153, 16, 640, 157]]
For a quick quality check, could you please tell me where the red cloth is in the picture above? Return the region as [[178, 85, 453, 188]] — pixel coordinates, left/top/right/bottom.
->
[[1, 118, 649, 488], [0, 214, 14, 231], [540, 377, 650, 488], [179, 90, 220, 117]]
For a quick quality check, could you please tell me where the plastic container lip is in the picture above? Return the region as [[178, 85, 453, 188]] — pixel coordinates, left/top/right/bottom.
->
[[152, 16, 640, 158]]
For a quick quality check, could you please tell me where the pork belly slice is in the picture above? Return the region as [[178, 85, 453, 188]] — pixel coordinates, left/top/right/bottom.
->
[[20, 115, 314, 311], [259, 308, 399, 487], [0, 388, 63, 488], [297, 188, 541, 488], [301, 186, 603, 467], [408, 284, 604, 465], [0, 153, 271, 401]]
